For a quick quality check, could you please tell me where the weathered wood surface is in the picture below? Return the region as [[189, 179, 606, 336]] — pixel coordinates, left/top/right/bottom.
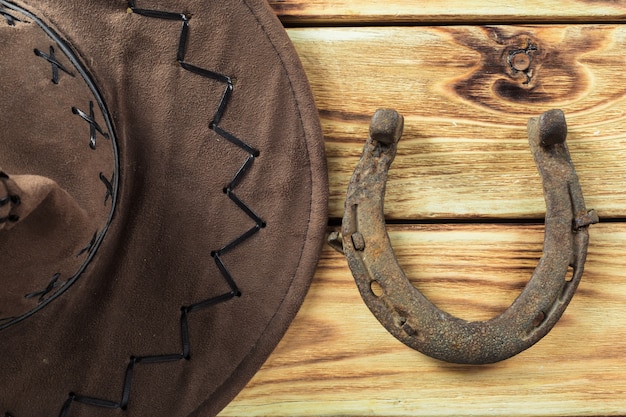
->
[[222, 13, 626, 417], [288, 25, 626, 220], [221, 223, 625, 416], [269, 1, 626, 24]]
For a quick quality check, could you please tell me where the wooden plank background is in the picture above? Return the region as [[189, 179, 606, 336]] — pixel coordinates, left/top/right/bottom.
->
[[221, 3, 626, 416], [269, 1, 626, 24]]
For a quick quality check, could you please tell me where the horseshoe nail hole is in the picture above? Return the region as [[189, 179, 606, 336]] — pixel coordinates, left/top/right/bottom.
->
[[565, 265, 574, 282], [402, 322, 418, 337], [532, 311, 546, 327], [397, 317, 418, 337], [370, 280, 384, 297]]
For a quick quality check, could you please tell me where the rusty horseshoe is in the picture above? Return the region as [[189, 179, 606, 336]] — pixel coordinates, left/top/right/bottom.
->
[[335, 109, 598, 364]]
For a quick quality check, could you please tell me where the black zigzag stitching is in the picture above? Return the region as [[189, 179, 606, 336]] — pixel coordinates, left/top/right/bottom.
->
[[50, 2, 266, 416]]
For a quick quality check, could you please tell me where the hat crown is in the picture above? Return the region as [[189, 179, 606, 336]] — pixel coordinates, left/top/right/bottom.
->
[[0, 3, 118, 329]]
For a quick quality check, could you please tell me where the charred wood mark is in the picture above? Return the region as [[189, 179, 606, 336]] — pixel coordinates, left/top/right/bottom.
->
[[507, 39, 538, 85], [448, 27, 611, 111], [268, 0, 306, 18]]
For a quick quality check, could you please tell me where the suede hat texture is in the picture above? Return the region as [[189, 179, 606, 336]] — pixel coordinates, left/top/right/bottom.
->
[[0, 0, 328, 416]]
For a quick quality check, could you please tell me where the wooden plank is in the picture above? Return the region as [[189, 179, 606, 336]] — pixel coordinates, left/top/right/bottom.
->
[[220, 222, 626, 416], [270, 1, 626, 25], [286, 26, 626, 219]]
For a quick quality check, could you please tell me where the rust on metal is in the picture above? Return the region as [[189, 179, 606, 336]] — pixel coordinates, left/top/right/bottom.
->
[[339, 108, 598, 364]]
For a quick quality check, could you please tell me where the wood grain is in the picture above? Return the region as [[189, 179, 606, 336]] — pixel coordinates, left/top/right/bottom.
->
[[220, 222, 626, 416], [285, 26, 626, 220], [270, 1, 626, 25], [220, 11, 626, 417]]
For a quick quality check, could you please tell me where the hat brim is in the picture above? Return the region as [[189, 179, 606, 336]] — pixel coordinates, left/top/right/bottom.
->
[[0, 0, 327, 415]]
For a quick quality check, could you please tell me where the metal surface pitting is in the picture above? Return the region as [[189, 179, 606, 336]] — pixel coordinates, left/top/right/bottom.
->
[[337, 108, 598, 364]]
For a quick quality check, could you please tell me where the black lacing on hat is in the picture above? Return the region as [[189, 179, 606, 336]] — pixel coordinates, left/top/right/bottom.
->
[[16, 2, 267, 416], [33, 45, 75, 84], [0, 171, 21, 224], [71, 100, 110, 150], [99, 172, 114, 205], [24, 273, 61, 303], [0, 6, 19, 25], [76, 231, 98, 257]]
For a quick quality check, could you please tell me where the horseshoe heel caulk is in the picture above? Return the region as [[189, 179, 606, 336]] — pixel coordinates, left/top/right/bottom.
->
[[336, 108, 598, 364]]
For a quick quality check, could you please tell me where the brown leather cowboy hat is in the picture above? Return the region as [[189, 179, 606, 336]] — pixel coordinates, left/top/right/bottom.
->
[[0, 1, 327, 416]]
